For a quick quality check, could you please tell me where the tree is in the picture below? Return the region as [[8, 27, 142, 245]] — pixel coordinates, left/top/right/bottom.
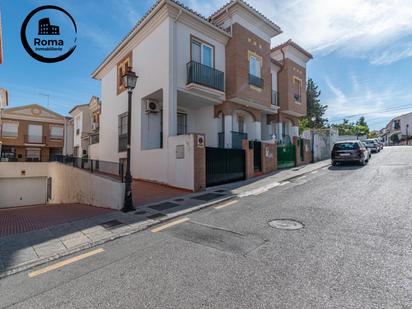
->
[[390, 134, 400, 144], [332, 117, 370, 136], [299, 79, 328, 132]]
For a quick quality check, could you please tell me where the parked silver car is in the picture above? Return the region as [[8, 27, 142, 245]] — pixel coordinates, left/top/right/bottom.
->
[[361, 142, 372, 159], [364, 139, 380, 153]]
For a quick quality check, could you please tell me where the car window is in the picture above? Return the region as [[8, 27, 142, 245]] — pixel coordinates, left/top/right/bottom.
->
[[333, 143, 359, 150]]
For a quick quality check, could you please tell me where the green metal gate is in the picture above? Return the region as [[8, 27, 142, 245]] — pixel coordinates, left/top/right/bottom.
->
[[277, 144, 296, 169]]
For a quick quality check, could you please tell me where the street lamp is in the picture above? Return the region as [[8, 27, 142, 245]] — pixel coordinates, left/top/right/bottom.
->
[[311, 116, 316, 163], [407, 124, 409, 146], [121, 67, 138, 212]]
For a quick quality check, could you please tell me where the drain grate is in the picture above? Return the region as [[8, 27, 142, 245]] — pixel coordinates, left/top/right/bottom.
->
[[135, 211, 147, 215], [268, 219, 304, 230], [149, 202, 179, 212], [147, 213, 167, 220], [174, 198, 185, 202], [214, 189, 227, 193], [191, 193, 224, 201], [100, 220, 123, 230]]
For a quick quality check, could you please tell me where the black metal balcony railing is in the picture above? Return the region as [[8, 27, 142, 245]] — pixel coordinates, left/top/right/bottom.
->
[[232, 131, 248, 149], [25, 135, 46, 144], [118, 133, 128, 152], [187, 60, 224, 92], [90, 134, 99, 145], [249, 74, 264, 89], [49, 135, 64, 140], [272, 90, 279, 106], [294, 94, 301, 102]]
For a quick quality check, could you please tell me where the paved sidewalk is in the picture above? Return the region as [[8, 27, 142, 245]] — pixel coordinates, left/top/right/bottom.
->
[[0, 160, 330, 278]]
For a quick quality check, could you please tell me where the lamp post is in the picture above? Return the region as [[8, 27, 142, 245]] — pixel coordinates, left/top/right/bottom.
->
[[121, 67, 138, 212], [407, 124, 409, 146], [311, 116, 316, 163]]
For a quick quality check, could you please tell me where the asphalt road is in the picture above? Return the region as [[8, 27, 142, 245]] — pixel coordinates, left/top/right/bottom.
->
[[1, 146, 411, 309]]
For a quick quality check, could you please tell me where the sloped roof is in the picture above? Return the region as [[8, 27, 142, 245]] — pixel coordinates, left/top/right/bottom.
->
[[271, 39, 313, 59], [209, 0, 282, 33], [92, 0, 230, 79]]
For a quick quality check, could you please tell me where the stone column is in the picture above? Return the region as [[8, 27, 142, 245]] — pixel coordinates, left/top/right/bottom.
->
[[224, 114, 232, 148]]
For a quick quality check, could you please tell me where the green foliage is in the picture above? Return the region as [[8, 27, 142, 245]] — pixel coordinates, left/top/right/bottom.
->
[[368, 131, 378, 138], [299, 78, 328, 132], [390, 134, 400, 144], [332, 117, 370, 136]]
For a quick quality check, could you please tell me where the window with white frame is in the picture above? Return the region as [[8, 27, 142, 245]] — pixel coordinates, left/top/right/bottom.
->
[[2, 121, 18, 138], [249, 55, 261, 78], [28, 124, 43, 143], [191, 38, 213, 67], [50, 126, 64, 140]]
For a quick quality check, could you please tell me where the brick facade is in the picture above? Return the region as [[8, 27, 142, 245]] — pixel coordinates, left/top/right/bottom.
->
[[294, 137, 312, 166], [1, 118, 65, 162], [277, 58, 307, 116], [225, 23, 271, 107], [193, 134, 206, 192], [261, 141, 277, 174]]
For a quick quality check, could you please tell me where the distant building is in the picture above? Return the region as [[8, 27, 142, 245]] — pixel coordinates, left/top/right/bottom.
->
[[381, 111, 412, 145], [0, 104, 68, 162], [38, 18, 60, 35]]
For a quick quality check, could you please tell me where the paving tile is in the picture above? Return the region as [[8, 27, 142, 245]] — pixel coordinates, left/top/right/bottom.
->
[[61, 235, 90, 249], [83, 230, 112, 242], [4, 247, 38, 267], [33, 240, 66, 257]]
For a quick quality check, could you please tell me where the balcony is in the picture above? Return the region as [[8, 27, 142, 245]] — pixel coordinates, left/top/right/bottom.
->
[[249, 74, 264, 89], [272, 90, 279, 106], [25, 135, 46, 144], [186, 61, 224, 92], [118, 133, 128, 152], [90, 134, 99, 145]]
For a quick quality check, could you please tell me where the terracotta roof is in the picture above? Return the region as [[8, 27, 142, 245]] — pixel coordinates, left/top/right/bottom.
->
[[271, 39, 313, 59], [209, 0, 282, 33], [92, 0, 230, 78]]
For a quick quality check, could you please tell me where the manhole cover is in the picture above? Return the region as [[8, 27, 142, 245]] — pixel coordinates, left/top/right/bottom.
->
[[268, 219, 304, 230]]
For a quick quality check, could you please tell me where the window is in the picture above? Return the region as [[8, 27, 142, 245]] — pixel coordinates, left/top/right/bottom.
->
[[1, 121, 18, 138], [118, 113, 128, 152], [249, 55, 261, 78], [26, 148, 41, 162], [1, 146, 16, 159], [238, 116, 244, 133], [28, 124, 43, 143], [119, 113, 128, 135], [75, 115, 80, 135], [117, 53, 132, 95], [293, 77, 302, 102], [177, 113, 187, 135], [50, 126, 64, 139], [191, 37, 214, 67]]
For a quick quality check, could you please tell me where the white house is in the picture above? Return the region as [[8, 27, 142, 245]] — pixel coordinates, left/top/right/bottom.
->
[[91, 0, 312, 191]]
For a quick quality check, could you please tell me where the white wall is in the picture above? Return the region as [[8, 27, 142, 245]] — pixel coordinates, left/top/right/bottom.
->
[[0, 162, 124, 209], [137, 134, 195, 190], [89, 143, 99, 160]]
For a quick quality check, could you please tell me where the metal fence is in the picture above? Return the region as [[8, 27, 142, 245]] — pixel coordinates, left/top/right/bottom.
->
[[51, 155, 124, 182]]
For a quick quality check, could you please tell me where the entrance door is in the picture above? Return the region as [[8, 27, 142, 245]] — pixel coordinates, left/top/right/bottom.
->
[[253, 141, 262, 172], [206, 147, 245, 187], [0, 177, 47, 208]]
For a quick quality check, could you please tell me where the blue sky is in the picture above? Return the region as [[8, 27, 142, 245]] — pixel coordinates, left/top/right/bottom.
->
[[1, 0, 412, 130]]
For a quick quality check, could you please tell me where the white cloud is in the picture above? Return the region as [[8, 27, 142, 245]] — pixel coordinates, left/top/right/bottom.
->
[[324, 77, 412, 128], [187, 0, 412, 64]]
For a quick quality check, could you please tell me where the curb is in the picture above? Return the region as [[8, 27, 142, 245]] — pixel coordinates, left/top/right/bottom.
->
[[0, 195, 235, 279], [1, 161, 329, 278]]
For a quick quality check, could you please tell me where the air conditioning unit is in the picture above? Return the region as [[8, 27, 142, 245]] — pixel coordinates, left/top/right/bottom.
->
[[145, 100, 159, 113]]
